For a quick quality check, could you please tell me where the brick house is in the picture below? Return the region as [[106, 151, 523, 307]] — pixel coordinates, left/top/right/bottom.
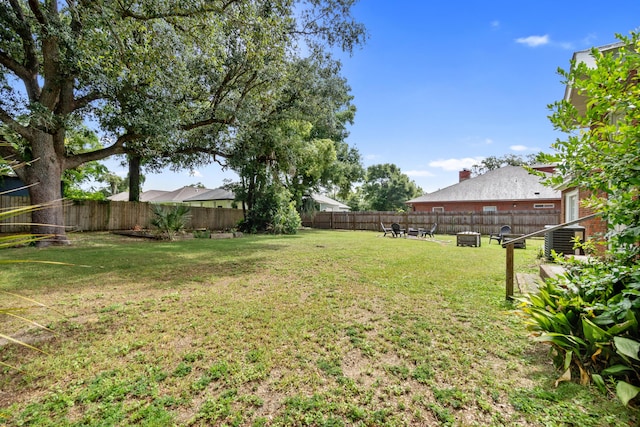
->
[[406, 165, 561, 214]]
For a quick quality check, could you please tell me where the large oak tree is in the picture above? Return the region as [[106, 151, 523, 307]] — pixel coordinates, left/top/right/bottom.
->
[[0, 0, 365, 245]]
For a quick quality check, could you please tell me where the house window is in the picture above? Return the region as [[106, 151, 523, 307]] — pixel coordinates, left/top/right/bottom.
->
[[534, 203, 555, 209], [483, 206, 497, 212], [565, 190, 579, 222], [432, 207, 444, 213]]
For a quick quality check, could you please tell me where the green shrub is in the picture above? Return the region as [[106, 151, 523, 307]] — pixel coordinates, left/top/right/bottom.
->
[[192, 229, 211, 239], [238, 185, 300, 235], [150, 205, 191, 240], [271, 200, 301, 235], [517, 256, 640, 405]]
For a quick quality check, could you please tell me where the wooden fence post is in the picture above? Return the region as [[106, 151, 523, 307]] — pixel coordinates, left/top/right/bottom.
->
[[505, 243, 514, 300]]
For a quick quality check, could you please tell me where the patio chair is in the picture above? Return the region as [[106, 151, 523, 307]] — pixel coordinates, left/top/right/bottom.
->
[[489, 225, 511, 244], [420, 223, 437, 238], [391, 223, 405, 237], [381, 222, 394, 237]]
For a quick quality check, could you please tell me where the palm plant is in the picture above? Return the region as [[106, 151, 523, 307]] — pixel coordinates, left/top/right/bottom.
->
[[150, 204, 191, 240]]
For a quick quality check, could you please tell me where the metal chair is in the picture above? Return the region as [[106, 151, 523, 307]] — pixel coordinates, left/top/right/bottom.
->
[[391, 223, 405, 237], [420, 223, 437, 238], [489, 225, 512, 244]]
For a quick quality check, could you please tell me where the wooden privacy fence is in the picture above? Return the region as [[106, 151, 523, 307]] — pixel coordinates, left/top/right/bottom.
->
[[302, 210, 562, 236], [0, 196, 244, 233], [1, 195, 560, 236]]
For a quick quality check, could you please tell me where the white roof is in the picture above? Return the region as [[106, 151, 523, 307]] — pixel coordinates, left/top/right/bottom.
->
[[312, 193, 350, 210]]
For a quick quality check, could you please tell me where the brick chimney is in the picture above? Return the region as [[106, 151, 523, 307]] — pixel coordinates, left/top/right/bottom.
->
[[459, 169, 471, 182]]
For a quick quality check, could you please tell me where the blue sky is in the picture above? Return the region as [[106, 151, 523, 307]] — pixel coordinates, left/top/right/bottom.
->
[[111, 1, 640, 194]]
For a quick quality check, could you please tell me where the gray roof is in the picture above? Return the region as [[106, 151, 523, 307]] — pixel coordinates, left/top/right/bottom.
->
[[109, 187, 346, 208], [108, 190, 169, 202], [147, 186, 210, 202], [406, 166, 560, 204], [108, 187, 214, 203], [183, 187, 235, 202]]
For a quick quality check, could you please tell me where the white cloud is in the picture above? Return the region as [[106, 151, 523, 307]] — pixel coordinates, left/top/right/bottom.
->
[[428, 157, 484, 171], [405, 170, 435, 177], [515, 34, 549, 47], [491, 20, 500, 29], [484, 138, 494, 145], [188, 170, 203, 177], [510, 144, 542, 152]]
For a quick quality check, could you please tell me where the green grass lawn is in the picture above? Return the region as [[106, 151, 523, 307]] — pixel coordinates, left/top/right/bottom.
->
[[0, 230, 636, 426]]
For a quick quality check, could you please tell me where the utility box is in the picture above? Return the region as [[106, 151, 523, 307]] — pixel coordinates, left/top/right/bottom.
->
[[544, 225, 586, 259]]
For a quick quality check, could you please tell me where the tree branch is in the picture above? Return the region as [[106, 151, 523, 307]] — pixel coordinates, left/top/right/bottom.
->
[[118, 0, 240, 21], [7, 0, 41, 100], [73, 91, 103, 110], [63, 133, 139, 169], [27, 0, 49, 27], [164, 146, 230, 168], [0, 106, 34, 142], [0, 49, 31, 80], [181, 117, 233, 131], [0, 140, 20, 161]]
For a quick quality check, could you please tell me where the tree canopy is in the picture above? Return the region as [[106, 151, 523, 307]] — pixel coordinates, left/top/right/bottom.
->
[[228, 53, 363, 232], [0, 0, 366, 243], [470, 153, 542, 176], [360, 163, 422, 212]]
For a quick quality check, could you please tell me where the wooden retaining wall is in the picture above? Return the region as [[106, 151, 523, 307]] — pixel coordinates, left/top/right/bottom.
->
[[302, 210, 562, 236], [0, 196, 244, 233]]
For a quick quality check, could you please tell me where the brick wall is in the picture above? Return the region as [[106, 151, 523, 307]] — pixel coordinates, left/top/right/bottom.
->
[[410, 200, 559, 213], [579, 190, 608, 244], [560, 187, 608, 253]]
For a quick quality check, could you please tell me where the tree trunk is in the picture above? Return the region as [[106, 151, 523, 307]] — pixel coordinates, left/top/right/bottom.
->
[[128, 154, 142, 202], [21, 132, 69, 246]]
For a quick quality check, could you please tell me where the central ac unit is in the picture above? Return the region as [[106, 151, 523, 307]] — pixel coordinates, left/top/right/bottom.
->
[[544, 225, 586, 259]]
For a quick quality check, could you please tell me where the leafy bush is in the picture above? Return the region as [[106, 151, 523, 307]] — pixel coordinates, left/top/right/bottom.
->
[[150, 205, 191, 240], [192, 229, 211, 239], [238, 185, 300, 235], [517, 256, 640, 405], [271, 200, 301, 235]]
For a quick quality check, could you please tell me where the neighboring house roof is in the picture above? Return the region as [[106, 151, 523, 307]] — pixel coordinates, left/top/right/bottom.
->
[[108, 187, 212, 203], [406, 166, 560, 204], [0, 175, 30, 196], [146, 186, 209, 202], [108, 187, 348, 211], [312, 193, 350, 211], [182, 187, 235, 202], [108, 190, 171, 202]]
